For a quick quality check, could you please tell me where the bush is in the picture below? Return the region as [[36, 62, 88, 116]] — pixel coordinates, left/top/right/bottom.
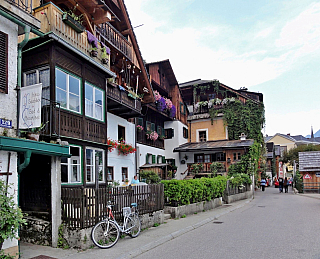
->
[[293, 171, 303, 193], [139, 170, 161, 184], [228, 173, 252, 188], [162, 176, 227, 206], [0, 180, 26, 249]]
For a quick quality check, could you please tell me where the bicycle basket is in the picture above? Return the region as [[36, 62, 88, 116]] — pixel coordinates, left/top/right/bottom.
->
[[123, 207, 131, 217]]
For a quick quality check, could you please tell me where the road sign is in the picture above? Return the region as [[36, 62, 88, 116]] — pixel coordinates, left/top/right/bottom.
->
[[303, 174, 312, 179]]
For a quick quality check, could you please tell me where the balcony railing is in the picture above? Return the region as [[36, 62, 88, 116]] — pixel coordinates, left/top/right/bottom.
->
[[7, 0, 33, 14], [187, 162, 226, 174], [137, 129, 164, 149], [107, 84, 142, 117], [31, 3, 110, 69], [96, 23, 133, 62]]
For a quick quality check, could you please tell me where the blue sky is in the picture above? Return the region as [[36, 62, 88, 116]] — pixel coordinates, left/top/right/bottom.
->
[[125, 0, 320, 137]]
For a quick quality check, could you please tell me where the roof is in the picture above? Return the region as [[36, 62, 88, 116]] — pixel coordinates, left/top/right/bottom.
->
[[265, 133, 296, 143], [173, 139, 254, 152], [139, 163, 169, 168], [299, 151, 320, 172], [146, 59, 178, 86]]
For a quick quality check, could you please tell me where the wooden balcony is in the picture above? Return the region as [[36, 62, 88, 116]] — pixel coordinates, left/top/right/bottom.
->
[[30, 2, 110, 69], [137, 129, 164, 149], [7, 0, 33, 14], [187, 162, 226, 175], [107, 84, 142, 119]]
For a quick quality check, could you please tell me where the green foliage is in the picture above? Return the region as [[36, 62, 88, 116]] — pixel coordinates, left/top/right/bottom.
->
[[0, 180, 26, 245], [210, 162, 223, 176], [181, 214, 186, 218], [190, 163, 203, 174], [293, 171, 303, 193], [228, 173, 252, 187], [0, 250, 17, 259], [222, 99, 265, 145], [153, 223, 160, 227], [162, 176, 227, 206], [57, 224, 69, 249], [139, 170, 161, 184], [282, 144, 320, 165]]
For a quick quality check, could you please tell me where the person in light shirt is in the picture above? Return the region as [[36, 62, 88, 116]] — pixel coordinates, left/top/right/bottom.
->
[[131, 175, 140, 185]]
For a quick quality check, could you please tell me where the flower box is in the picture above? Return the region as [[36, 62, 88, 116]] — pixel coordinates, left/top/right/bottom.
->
[[62, 12, 85, 33]]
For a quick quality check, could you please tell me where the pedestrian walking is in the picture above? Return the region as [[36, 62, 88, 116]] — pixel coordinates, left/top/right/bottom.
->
[[279, 177, 284, 193], [284, 177, 288, 193], [260, 178, 266, 191]]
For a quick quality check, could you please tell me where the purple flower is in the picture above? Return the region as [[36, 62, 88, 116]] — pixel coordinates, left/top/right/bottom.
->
[[170, 105, 176, 118], [87, 30, 98, 48], [157, 97, 166, 112]]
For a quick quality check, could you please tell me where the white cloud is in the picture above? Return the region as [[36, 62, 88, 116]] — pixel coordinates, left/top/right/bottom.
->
[[255, 27, 274, 39]]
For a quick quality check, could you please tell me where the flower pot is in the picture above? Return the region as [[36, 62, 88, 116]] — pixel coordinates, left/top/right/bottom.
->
[[102, 58, 109, 64], [62, 13, 85, 33], [26, 132, 40, 141], [91, 50, 98, 57]]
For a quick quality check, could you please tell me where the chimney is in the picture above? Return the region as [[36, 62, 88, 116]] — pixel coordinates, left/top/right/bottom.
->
[[287, 133, 290, 136], [239, 133, 246, 141]]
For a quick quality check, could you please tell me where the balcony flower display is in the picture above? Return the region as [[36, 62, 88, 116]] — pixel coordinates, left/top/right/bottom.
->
[[137, 125, 144, 131], [190, 163, 203, 174], [107, 138, 118, 152], [169, 104, 176, 118], [157, 97, 166, 112], [146, 131, 159, 141], [117, 140, 136, 156], [154, 90, 161, 101]]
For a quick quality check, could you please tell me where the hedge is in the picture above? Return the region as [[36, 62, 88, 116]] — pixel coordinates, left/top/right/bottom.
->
[[161, 176, 227, 206]]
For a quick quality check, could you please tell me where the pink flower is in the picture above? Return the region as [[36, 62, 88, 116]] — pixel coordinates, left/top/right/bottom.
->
[[165, 98, 173, 109], [154, 91, 161, 101]]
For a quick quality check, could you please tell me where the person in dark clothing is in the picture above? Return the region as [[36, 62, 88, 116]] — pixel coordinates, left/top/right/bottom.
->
[[260, 178, 266, 191], [279, 177, 284, 193], [284, 177, 288, 193]]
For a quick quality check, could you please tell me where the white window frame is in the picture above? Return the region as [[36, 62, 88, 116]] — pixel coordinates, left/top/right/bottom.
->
[[55, 67, 81, 113], [61, 145, 82, 185], [196, 128, 208, 142], [86, 147, 105, 184], [85, 82, 105, 121]]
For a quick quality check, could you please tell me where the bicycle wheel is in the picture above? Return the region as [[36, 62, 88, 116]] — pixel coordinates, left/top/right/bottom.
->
[[127, 213, 141, 238], [91, 220, 120, 249]]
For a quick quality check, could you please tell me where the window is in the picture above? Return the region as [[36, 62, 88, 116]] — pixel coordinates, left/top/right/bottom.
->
[[199, 131, 207, 142], [24, 67, 50, 105], [107, 167, 114, 182], [146, 121, 155, 132], [165, 128, 174, 139], [55, 68, 81, 113], [195, 154, 204, 163], [183, 127, 188, 139], [157, 126, 165, 138], [233, 153, 237, 161], [118, 125, 125, 141], [216, 152, 226, 162], [61, 146, 81, 184], [122, 167, 128, 182], [86, 148, 104, 183], [238, 153, 241, 160], [204, 154, 211, 163], [85, 82, 104, 121], [0, 31, 8, 94]]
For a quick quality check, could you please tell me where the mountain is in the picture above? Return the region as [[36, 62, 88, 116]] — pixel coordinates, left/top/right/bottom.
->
[[306, 129, 320, 138]]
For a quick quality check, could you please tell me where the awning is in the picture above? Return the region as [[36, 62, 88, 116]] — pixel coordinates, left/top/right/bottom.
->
[[139, 163, 169, 168]]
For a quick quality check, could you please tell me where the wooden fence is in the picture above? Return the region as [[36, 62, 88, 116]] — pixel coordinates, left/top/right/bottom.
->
[[61, 184, 164, 229]]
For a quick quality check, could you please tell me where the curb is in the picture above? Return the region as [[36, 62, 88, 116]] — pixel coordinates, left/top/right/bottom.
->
[[117, 197, 253, 259]]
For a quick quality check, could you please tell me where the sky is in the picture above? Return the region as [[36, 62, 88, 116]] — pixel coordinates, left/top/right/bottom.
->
[[125, 0, 320, 137]]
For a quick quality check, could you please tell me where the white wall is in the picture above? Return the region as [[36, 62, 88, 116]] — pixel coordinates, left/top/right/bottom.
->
[[136, 143, 165, 168], [0, 15, 18, 137], [0, 151, 18, 250], [164, 120, 188, 179], [107, 113, 135, 183]]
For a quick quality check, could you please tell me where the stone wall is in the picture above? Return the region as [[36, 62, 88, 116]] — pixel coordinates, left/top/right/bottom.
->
[[223, 190, 253, 204], [20, 216, 52, 246], [164, 197, 223, 219]]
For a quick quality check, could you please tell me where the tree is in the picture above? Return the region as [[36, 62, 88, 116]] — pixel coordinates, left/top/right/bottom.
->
[[282, 144, 320, 165]]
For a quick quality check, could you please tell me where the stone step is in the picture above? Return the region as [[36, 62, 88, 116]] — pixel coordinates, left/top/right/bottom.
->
[[164, 213, 171, 221]]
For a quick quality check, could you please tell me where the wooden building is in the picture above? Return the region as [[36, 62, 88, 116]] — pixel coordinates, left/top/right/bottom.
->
[[299, 151, 320, 192]]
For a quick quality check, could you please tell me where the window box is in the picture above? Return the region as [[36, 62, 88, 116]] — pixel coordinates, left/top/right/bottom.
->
[[62, 12, 85, 33]]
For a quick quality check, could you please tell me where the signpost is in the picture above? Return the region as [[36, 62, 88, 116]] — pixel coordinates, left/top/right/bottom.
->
[[303, 173, 312, 180]]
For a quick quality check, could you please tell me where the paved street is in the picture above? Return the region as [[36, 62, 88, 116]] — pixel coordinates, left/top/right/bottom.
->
[[136, 187, 320, 259]]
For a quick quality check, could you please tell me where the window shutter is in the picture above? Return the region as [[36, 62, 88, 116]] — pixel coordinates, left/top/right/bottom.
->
[[162, 156, 166, 163], [162, 127, 165, 138], [0, 31, 8, 94], [152, 155, 156, 164], [138, 117, 143, 126], [151, 123, 155, 132]]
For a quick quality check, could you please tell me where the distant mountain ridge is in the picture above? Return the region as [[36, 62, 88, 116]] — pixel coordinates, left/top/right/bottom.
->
[[306, 129, 320, 138]]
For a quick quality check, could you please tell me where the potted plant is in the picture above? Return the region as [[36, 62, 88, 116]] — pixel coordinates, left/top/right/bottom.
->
[[136, 125, 144, 131], [90, 47, 98, 57], [62, 5, 84, 33], [117, 140, 136, 156], [101, 46, 110, 64], [0, 180, 26, 250], [21, 121, 48, 141], [87, 31, 98, 57]]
